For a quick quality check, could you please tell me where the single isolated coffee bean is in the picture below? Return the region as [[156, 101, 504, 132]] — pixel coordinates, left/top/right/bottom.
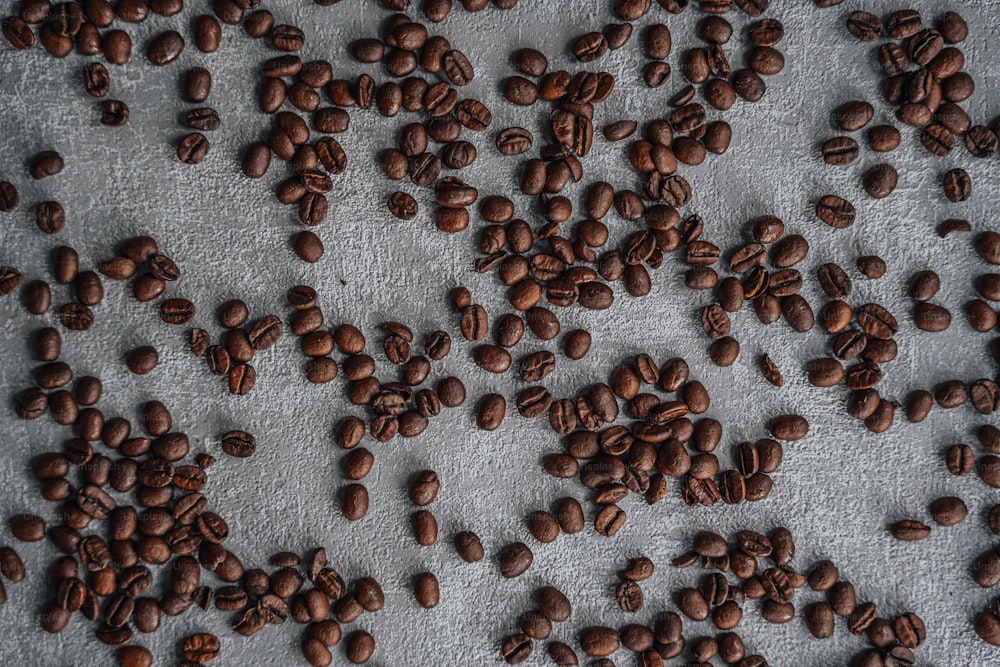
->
[[943, 168, 971, 202]]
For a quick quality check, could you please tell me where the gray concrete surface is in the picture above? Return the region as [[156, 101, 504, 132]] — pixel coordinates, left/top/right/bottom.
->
[[1, 0, 1000, 665]]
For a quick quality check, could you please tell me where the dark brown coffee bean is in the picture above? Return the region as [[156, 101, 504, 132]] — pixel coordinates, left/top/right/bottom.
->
[[815, 195, 855, 228], [943, 168, 971, 202], [442, 49, 474, 85], [146, 30, 184, 65], [579, 626, 619, 658], [60, 303, 93, 331], [846, 11, 881, 40], [856, 303, 898, 340], [594, 504, 626, 537], [494, 127, 533, 157], [863, 164, 898, 199], [821, 136, 858, 165], [835, 100, 874, 131], [476, 393, 506, 431], [926, 495, 967, 527], [93, 99, 128, 127], [890, 519, 931, 541], [157, 298, 194, 325], [177, 133, 209, 164], [2, 15, 35, 49], [614, 580, 643, 613], [912, 302, 951, 332], [498, 541, 532, 578], [35, 201, 65, 234], [185, 108, 219, 132]]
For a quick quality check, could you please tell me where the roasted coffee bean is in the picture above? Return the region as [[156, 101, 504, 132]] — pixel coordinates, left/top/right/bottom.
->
[[890, 519, 931, 541], [186, 107, 219, 131], [769, 235, 807, 268], [182, 633, 219, 662], [943, 168, 971, 202], [822, 136, 858, 165], [854, 255, 885, 280], [928, 495, 967, 527], [177, 133, 209, 164], [36, 201, 65, 234], [863, 164, 898, 199], [579, 626, 619, 657], [125, 346, 158, 375], [913, 302, 951, 332], [146, 30, 184, 65], [496, 127, 533, 155], [615, 580, 643, 612], [594, 504, 626, 537], [815, 195, 855, 228], [847, 11, 881, 40], [60, 303, 93, 331]]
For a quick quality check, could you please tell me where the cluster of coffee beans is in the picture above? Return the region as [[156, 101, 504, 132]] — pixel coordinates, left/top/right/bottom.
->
[[404, 470, 443, 609], [239, 6, 495, 261], [16, 356, 378, 666], [0, 0, 258, 134], [25, 151, 70, 236], [522, 351, 804, 540], [670, 528, 926, 666], [501, 584, 573, 663], [3, 0, 1000, 663], [188, 305, 283, 396], [502, 527, 926, 665], [690, 215, 815, 368], [11, 233, 186, 418], [329, 310, 467, 441]]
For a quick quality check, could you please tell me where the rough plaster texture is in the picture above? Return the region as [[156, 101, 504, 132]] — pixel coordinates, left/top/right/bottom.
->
[[1, 0, 1000, 665]]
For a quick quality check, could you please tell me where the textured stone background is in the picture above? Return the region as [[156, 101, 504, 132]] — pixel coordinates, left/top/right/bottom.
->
[[1, 0, 1000, 665]]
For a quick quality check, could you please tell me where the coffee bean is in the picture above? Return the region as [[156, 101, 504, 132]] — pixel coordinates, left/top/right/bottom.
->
[[927, 496, 967, 526], [97, 99, 129, 127], [2, 15, 35, 49], [228, 364, 256, 395], [495, 127, 533, 155], [913, 302, 951, 332], [594, 504, 626, 536], [405, 469, 440, 507], [181, 67, 213, 103], [442, 49, 474, 85], [501, 633, 533, 664], [770, 234, 808, 268], [410, 509, 438, 546], [822, 136, 858, 165], [182, 633, 219, 662], [159, 298, 195, 325], [890, 519, 930, 541], [943, 167, 971, 202], [579, 626, 619, 657], [964, 125, 999, 158], [616, 580, 643, 612], [177, 133, 209, 164], [187, 108, 219, 131], [846, 11, 881, 40], [854, 256, 885, 280], [498, 541, 532, 578], [815, 195, 855, 228], [146, 30, 184, 65], [863, 164, 898, 199], [60, 303, 93, 331], [19, 278, 50, 315], [125, 346, 158, 375], [36, 201, 65, 234], [932, 9, 967, 43], [9, 512, 47, 543]]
